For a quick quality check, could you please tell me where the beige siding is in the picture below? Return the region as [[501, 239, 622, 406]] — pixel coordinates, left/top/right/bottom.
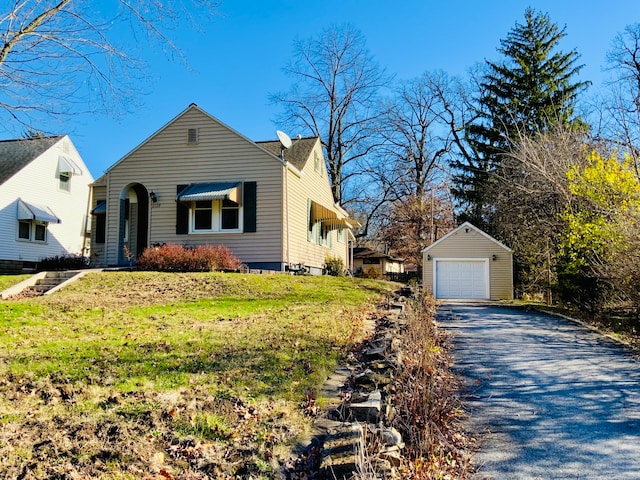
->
[[423, 226, 513, 300], [285, 141, 349, 272], [99, 107, 284, 267]]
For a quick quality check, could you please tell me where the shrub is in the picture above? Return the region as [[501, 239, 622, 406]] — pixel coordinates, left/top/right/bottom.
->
[[136, 244, 242, 272], [38, 254, 91, 271], [324, 256, 345, 276], [361, 267, 380, 279]]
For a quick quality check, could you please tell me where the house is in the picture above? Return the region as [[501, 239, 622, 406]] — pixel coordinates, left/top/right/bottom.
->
[[0, 136, 94, 273], [422, 222, 513, 300], [90, 104, 357, 273], [352, 247, 404, 279]]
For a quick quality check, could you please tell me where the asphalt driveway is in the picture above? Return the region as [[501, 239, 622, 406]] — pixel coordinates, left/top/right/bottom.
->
[[437, 304, 640, 480]]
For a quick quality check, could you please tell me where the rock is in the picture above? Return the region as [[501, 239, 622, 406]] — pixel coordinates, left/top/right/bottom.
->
[[320, 423, 364, 478], [347, 390, 381, 422]]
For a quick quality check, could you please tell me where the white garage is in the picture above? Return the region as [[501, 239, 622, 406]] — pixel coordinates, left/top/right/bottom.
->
[[435, 259, 489, 299], [423, 222, 513, 301]]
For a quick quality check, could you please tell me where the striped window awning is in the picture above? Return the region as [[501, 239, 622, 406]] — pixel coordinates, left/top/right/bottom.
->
[[321, 218, 361, 230], [17, 199, 61, 224], [310, 200, 338, 222], [310, 200, 360, 229], [176, 182, 241, 204]]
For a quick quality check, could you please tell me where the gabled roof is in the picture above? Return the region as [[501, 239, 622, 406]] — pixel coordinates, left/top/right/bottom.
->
[[102, 104, 289, 178], [422, 221, 512, 253], [256, 137, 318, 171], [0, 136, 63, 186], [353, 247, 404, 262]]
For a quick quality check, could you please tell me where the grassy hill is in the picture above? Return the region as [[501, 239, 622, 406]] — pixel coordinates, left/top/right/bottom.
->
[[0, 271, 397, 479]]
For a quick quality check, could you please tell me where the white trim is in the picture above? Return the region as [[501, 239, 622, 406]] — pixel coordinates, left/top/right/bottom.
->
[[433, 258, 490, 300], [423, 221, 512, 253]]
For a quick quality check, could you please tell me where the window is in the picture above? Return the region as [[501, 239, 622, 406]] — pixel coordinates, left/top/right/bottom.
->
[[95, 215, 106, 244], [194, 200, 213, 230], [176, 182, 256, 235], [91, 200, 106, 244], [190, 199, 241, 233], [17, 220, 47, 242], [221, 199, 239, 229], [314, 152, 321, 173], [59, 171, 71, 192], [18, 221, 30, 239], [34, 223, 46, 241], [363, 257, 381, 265]]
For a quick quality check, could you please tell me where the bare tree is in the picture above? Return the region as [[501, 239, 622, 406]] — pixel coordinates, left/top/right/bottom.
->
[[373, 71, 458, 269], [492, 124, 591, 300], [602, 23, 640, 176], [0, 0, 220, 132], [272, 24, 390, 204]]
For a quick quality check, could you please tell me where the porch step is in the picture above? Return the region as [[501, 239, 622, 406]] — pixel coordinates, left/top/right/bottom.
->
[[1, 270, 93, 299]]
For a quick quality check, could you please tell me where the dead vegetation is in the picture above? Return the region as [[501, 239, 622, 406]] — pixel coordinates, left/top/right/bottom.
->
[[0, 273, 471, 479], [389, 295, 473, 478]]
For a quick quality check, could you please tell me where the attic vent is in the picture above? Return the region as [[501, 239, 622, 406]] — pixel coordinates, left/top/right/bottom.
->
[[187, 128, 199, 144]]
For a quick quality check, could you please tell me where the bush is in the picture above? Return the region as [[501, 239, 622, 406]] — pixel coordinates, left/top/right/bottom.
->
[[362, 267, 380, 279], [38, 254, 91, 271], [136, 244, 242, 272], [324, 256, 345, 276]]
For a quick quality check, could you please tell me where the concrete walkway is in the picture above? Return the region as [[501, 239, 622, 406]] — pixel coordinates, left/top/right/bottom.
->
[[438, 304, 640, 480]]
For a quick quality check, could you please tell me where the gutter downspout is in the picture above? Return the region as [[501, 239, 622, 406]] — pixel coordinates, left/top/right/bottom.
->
[[82, 184, 92, 256]]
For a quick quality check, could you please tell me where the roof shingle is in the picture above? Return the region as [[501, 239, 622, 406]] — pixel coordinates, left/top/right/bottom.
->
[[256, 136, 318, 171], [0, 136, 62, 186]]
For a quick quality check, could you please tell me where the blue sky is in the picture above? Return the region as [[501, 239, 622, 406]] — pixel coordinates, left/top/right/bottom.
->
[[20, 0, 640, 177]]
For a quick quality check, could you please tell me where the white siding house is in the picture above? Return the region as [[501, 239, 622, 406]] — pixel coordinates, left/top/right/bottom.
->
[[0, 136, 94, 273], [90, 104, 356, 273]]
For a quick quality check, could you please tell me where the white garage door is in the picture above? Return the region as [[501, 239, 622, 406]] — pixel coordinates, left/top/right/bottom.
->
[[435, 260, 488, 299]]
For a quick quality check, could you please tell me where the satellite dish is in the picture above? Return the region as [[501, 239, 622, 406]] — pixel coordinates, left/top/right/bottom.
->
[[276, 130, 292, 149]]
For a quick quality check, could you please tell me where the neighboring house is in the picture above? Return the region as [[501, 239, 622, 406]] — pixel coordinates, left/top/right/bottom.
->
[[90, 104, 357, 273], [422, 222, 513, 300], [352, 247, 404, 278], [0, 136, 94, 273]]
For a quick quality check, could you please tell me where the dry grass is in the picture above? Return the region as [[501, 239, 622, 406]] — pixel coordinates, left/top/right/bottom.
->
[[391, 296, 473, 479], [0, 271, 397, 479]]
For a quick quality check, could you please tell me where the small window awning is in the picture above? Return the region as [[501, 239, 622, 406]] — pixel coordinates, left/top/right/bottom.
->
[[17, 199, 61, 224], [91, 200, 106, 215], [322, 218, 361, 230], [310, 200, 338, 222], [58, 156, 82, 176], [310, 201, 359, 229], [176, 182, 242, 204]]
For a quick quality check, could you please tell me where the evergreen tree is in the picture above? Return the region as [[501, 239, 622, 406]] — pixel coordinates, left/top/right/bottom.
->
[[451, 8, 590, 230]]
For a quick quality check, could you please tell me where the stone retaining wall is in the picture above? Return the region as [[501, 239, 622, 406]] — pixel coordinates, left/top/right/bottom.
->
[[285, 293, 411, 479]]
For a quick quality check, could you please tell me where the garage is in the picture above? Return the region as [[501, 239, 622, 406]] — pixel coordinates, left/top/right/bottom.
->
[[423, 222, 513, 300], [435, 259, 489, 299]]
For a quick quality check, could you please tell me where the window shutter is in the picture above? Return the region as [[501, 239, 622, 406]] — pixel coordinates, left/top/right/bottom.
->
[[176, 185, 189, 234], [307, 199, 313, 242], [243, 182, 257, 233]]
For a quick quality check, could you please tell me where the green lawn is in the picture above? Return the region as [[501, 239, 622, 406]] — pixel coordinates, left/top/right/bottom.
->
[[0, 271, 396, 479], [0, 273, 31, 292]]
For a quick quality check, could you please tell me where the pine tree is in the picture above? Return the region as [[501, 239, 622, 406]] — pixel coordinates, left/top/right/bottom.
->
[[452, 8, 590, 230]]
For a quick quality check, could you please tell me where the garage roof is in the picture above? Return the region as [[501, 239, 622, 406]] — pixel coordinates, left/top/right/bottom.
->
[[422, 221, 512, 253]]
